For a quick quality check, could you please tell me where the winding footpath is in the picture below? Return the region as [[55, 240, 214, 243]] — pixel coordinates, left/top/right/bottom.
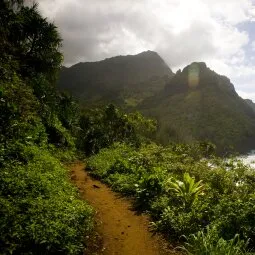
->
[[70, 162, 179, 255]]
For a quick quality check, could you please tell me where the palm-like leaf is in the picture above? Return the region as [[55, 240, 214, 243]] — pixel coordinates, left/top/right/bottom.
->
[[169, 173, 204, 208]]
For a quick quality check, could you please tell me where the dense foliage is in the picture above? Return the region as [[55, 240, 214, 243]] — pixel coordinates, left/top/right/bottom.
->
[[0, 146, 93, 254], [88, 142, 255, 254], [0, 1, 93, 254], [77, 104, 157, 155]]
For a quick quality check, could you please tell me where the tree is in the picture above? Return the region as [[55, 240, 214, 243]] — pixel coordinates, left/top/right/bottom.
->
[[0, 1, 62, 81], [78, 105, 145, 155], [0, 0, 76, 150]]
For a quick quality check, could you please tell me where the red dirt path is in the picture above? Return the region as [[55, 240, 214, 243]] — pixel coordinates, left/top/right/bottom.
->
[[70, 162, 179, 255]]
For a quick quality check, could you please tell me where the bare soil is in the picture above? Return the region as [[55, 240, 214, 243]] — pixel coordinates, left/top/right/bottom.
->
[[70, 162, 180, 255]]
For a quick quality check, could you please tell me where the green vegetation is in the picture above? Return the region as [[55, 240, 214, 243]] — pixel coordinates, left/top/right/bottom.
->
[[87, 142, 255, 254], [183, 227, 250, 255], [0, 1, 93, 254], [77, 104, 157, 155], [0, 146, 93, 254]]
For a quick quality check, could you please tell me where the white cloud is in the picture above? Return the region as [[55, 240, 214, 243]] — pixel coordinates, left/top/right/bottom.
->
[[34, 0, 255, 99], [252, 41, 255, 51], [237, 90, 255, 102], [203, 0, 255, 24]]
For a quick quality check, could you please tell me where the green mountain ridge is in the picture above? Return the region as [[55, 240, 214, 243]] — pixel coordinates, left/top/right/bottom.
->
[[58, 50, 173, 107]]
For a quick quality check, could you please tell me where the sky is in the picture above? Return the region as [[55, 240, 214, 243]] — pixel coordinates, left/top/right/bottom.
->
[[34, 0, 255, 101]]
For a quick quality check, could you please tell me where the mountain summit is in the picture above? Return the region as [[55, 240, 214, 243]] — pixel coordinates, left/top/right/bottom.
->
[[164, 62, 235, 95]]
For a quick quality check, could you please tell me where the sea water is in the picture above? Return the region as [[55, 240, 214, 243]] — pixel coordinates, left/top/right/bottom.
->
[[239, 149, 255, 168]]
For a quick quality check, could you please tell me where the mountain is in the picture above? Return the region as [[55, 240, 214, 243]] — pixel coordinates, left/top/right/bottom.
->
[[58, 51, 173, 107], [138, 62, 255, 153], [58, 51, 255, 152]]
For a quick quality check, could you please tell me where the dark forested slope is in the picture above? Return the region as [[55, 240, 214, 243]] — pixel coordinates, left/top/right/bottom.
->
[[58, 51, 173, 107], [139, 62, 255, 152]]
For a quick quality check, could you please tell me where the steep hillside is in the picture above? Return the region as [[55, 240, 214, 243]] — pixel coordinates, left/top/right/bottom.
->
[[58, 51, 173, 107], [139, 62, 255, 152]]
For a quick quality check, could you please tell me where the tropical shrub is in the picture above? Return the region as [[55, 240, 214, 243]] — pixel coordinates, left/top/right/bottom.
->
[[182, 226, 250, 255]]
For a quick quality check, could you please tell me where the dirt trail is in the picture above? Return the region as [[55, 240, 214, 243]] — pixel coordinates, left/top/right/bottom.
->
[[70, 163, 178, 255]]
